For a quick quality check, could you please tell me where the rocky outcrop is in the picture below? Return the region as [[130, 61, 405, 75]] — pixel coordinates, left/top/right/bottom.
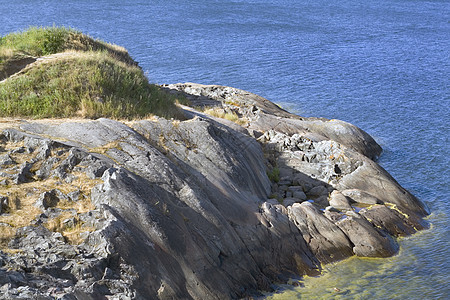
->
[[0, 84, 428, 299]]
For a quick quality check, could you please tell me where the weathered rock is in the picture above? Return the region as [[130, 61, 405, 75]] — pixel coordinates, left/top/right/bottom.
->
[[0, 154, 15, 167], [289, 202, 354, 263], [0, 196, 8, 214], [335, 159, 428, 216], [341, 189, 383, 205], [283, 197, 301, 207], [35, 156, 60, 180], [292, 190, 307, 201], [35, 189, 65, 210], [12, 162, 33, 184], [307, 185, 328, 198], [288, 186, 307, 201], [293, 173, 318, 193], [324, 206, 345, 223], [166, 83, 382, 159], [336, 212, 399, 257], [67, 190, 82, 202], [77, 155, 110, 179], [34, 140, 52, 160], [328, 190, 353, 211], [360, 205, 426, 237], [52, 148, 87, 181]]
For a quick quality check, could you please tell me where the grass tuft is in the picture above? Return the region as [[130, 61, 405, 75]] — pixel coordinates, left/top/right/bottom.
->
[[267, 167, 280, 182], [202, 107, 247, 125]]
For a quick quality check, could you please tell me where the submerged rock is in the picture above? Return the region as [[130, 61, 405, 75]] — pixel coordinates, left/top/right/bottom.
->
[[0, 84, 428, 299]]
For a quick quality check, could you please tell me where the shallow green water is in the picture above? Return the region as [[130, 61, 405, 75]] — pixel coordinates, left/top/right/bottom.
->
[[266, 211, 449, 299]]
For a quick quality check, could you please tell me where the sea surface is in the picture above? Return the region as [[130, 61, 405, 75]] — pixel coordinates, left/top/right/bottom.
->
[[1, 0, 449, 299]]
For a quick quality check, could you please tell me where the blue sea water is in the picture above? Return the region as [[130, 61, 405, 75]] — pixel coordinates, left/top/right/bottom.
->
[[1, 0, 449, 298]]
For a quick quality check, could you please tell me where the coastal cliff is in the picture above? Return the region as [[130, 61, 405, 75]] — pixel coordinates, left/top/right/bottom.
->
[[0, 28, 428, 299]]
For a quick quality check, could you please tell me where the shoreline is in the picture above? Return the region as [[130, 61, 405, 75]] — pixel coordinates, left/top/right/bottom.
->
[[0, 82, 429, 299]]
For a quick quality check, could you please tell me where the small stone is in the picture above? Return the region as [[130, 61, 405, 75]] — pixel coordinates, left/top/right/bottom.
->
[[24, 137, 43, 150], [279, 185, 289, 192], [35, 141, 52, 160], [9, 147, 26, 154], [64, 174, 77, 183], [0, 154, 15, 166], [0, 196, 8, 214], [279, 167, 293, 178], [67, 190, 81, 202], [12, 162, 33, 184], [265, 198, 279, 206], [271, 183, 279, 192], [324, 210, 343, 222], [293, 173, 318, 192], [102, 267, 116, 280], [315, 195, 329, 207], [52, 232, 65, 242], [287, 186, 302, 193], [36, 189, 62, 209], [85, 161, 108, 179], [36, 156, 60, 180], [62, 217, 78, 228], [56, 149, 66, 156], [293, 190, 307, 200]]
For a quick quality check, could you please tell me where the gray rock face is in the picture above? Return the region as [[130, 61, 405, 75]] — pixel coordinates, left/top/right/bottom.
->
[[336, 212, 399, 257], [341, 189, 382, 205], [328, 190, 353, 211], [0, 84, 429, 299], [288, 202, 353, 263]]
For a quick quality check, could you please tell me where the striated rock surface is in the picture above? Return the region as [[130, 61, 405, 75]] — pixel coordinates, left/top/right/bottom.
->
[[0, 83, 428, 299]]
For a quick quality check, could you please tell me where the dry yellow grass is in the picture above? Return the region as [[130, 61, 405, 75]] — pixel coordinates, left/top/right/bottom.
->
[[202, 107, 247, 126], [0, 140, 101, 248]]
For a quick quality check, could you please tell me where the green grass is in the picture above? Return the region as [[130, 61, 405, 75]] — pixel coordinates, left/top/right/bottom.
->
[[267, 167, 280, 182], [0, 26, 135, 65], [0, 26, 183, 119]]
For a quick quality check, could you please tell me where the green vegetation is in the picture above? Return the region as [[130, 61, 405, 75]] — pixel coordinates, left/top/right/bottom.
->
[[267, 167, 280, 182], [0, 26, 135, 66], [0, 26, 183, 119]]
